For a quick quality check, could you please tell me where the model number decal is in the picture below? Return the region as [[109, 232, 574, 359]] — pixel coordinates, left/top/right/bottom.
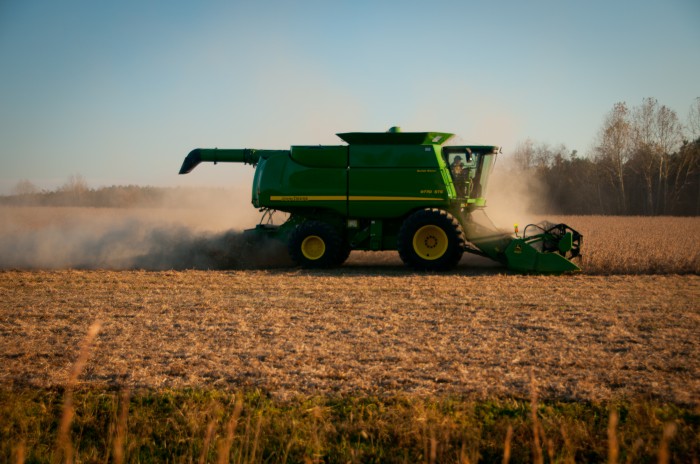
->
[[420, 189, 444, 194]]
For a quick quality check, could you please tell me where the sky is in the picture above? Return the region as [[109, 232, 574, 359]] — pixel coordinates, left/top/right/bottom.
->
[[1, 0, 698, 194]]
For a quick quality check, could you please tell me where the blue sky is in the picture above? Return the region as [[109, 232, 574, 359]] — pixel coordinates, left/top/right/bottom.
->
[[1, 0, 698, 193]]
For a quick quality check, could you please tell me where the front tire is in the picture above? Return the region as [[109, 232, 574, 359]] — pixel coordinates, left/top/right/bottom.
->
[[288, 221, 342, 269], [398, 209, 465, 271], [334, 242, 352, 267]]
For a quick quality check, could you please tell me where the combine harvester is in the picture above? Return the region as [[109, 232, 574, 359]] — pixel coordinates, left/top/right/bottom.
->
[[179, 127, 582, 272]]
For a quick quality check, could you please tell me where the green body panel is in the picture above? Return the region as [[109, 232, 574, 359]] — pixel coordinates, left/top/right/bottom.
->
[[348, 168, 447, 218], [253, 153, 348, 216], [248, 140, 491, 220], [180, 128, 582, 273], [347, 144, 450, 218], [349, 144, 442, 168], [291, 146, 347, 168]]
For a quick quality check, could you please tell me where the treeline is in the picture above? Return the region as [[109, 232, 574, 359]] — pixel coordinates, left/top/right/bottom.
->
[[509, 98, 700, 215], [0, 177, 232, 209]]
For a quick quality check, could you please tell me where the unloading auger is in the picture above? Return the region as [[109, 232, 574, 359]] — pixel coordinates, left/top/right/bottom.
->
[[179, 127, 582, 273]]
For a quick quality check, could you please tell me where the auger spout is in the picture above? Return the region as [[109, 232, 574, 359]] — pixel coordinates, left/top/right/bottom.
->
[[179, 148, 289, 174]]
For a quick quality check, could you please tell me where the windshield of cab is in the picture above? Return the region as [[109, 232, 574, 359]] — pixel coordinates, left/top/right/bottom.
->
[[445, 149, 477, 198]]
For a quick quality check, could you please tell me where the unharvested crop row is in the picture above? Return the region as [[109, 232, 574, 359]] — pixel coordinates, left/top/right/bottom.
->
[[550, 216, 699, 275]]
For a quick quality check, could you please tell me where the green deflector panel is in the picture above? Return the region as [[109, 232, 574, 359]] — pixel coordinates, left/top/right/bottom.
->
[[349, 145, 441, 168], [291, 146, 347, 168], [348, 169, 447, 217], [258, 153, 348, 215], [348, 144, 448, 217]]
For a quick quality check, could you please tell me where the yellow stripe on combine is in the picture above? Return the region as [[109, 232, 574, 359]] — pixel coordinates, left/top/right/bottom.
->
[[350, 196, 442, 201], [269, 195, 442, 202], [270, 196, 345, 201]]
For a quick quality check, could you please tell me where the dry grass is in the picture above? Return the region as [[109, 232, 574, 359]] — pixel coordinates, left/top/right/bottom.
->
[[3, 387, 695, 463], [0, 270, 697, 405]]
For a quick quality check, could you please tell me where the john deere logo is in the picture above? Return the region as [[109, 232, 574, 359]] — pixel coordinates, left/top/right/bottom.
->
[[514, 244, 522, 254]]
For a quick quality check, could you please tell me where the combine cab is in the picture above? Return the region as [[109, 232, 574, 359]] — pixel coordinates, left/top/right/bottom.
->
[[179, 127, 582, 273]]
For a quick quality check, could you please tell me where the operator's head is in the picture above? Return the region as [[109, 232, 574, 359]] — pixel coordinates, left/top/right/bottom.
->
[[453, 156, 462, 164]]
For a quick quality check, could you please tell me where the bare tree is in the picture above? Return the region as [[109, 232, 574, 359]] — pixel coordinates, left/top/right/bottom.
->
[[60, 174, 89, 205], [655, 104, 683, 212], [668, 140, 700, 214], [61, 174, 89, 193], [12, 179, 39, 196], [630, 98, 657, 213], [688, 97, 700, 142], [629, 98, 683, 213], [511, 139, 560, 171], [595, 102, 632, 213], [511, 138, 537, 170]]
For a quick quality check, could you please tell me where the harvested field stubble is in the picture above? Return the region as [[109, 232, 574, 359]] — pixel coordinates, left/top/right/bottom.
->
[[1, 270, 697, 405]]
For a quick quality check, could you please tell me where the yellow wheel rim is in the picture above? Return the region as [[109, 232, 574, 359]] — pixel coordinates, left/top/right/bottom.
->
[[301, 235, 325, 260], [412, 225, 448, 260]]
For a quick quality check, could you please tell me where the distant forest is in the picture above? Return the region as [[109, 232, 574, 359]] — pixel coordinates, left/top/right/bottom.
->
[[0, 180, 233, 209], [3, 98, 699, 215], [507, 98, 699, 216]]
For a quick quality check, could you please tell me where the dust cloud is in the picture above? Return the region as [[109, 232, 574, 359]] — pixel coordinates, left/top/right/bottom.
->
[[0, 164, 554, 271], [0, 188, 292, 270], [482, 162, 550, 231]]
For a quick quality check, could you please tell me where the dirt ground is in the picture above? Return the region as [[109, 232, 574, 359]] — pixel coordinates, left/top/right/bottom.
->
[[1, 270, 697, 405]]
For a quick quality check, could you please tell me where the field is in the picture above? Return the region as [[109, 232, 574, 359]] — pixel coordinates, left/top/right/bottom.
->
[[0, 207, 698, 462], [2, 271, 699, 403]]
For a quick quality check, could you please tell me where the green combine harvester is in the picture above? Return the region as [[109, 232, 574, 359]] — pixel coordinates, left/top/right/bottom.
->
[[179, 127, 582, 273]]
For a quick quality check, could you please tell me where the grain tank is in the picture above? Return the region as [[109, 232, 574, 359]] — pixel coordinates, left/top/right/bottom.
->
[[179, 127, 582, 272]]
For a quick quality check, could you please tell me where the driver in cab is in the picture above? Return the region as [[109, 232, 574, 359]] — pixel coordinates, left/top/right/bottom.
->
[[450, 152, 471, 197], [451, 155, 464, 175]]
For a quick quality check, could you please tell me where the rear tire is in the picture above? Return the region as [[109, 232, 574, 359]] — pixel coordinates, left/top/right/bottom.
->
[[288, 221, 342, 269], [398, 208, 465, 271]]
